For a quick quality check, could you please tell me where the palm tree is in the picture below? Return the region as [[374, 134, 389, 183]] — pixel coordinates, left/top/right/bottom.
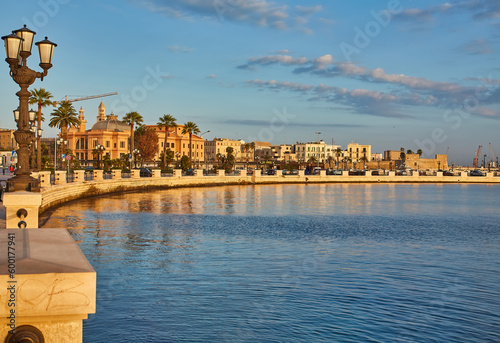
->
[[123, 112, 144, 168], [327, 156, 334, 169], [49, 101, 79, 136], [157, 114, 177, 169], [335, 148, 342, 170], [181, 121, 200, 165], [29, 88, 53, 170]]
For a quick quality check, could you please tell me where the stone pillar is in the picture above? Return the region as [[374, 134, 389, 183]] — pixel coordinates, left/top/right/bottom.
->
[[0, 229, 96, 343], [239, 170, 247, 177], [276, 170, 283, 176], [342, 170, 349, 177], [319, 170, 326, 177], [487, 172, 494, 178], [38, 171, 51, 188], [217, 170, 225, 177], [412, 171, 419, 177], [111, 169, 122, 179], [388, 171, 395, 177], [74, 170, 85, 182], [131, 169, 141, 179], [55, 171, 67, 185], [298, 170, 305, 177], [152, 169, 161, 178], [93, 170, 103, 181], [173, 169, 182, 178], [3, 192, 42, 229], [460, 171, 468, 178], [195, 169, 204, 177], [436, 171, 443, 177]]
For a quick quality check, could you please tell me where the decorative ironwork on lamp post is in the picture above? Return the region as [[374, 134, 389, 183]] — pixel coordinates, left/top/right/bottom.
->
[[2, 25, 56, 192]]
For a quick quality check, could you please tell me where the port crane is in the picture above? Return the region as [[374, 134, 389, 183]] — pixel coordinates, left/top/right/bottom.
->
[[473, 145, 482, 168], [52, 92, 118, 106]]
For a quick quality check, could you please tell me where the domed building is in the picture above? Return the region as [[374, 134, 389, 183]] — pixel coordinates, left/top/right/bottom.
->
[[64, 102, 131, 166]]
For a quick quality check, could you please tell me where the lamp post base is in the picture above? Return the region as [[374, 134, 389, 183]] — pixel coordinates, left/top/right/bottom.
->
[[6, 175, 40, 192]]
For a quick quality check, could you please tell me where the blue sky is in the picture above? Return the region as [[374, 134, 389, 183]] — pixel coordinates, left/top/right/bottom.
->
[[1, 0, 499, 165]]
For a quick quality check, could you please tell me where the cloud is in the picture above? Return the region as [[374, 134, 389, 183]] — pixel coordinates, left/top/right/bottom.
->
[[240, 52, 500, 119], [207, 74, 218, 79], [474, 107, 500, 118], [220, 118, 366, 128], [460, 38, 494, 55], [135, 0, 322, 32], [393, 0, 500, 26], [168, 45, 194, 53], [161, 73, 175, 79], [245, 79, 412, 118], [238, 54, 308, 70]]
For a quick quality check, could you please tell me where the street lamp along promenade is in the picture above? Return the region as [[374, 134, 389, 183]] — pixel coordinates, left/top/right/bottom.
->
[[2, 25, 56, 192]]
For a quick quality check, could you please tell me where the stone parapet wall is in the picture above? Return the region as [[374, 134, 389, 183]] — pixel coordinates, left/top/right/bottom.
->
[[38, 172, 500, 214]]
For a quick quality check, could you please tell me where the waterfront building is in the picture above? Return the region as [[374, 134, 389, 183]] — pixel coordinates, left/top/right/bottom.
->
[[145, 124, 205, 165], [205, 138, 244, 164], [270, 144, 296, 163], [294, 141, 342, 164], [347, 143, 372, 162], [0, 129, 16, 150], [64, 103, 131, 166]]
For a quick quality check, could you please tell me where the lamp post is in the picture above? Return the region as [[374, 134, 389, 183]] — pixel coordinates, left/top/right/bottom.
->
[[199, 130, 210, 169], [96, 144, 105, 169], [2, 25, 56, 192], [133, 148, 139, 169], [54, 137, 66, 171], [29, 108, 37, 169]]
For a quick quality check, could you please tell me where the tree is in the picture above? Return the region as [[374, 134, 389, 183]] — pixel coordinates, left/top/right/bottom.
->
[[417, 149, 423, 156], [123, 111, 144, 166], [159, 148, 175, 170], [49, 101, 79, 136], [224, 146, 235, 172], [134, 126, 159, 165], [181, 121, 200, 166], [157, 114, 177, 169], [29, 88, 53, 171], [335, 148, 342, 170], [327, 155, 334, 169]]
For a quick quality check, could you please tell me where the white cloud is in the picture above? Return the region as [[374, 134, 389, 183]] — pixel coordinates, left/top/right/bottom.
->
[[135, 0, 322, 32]]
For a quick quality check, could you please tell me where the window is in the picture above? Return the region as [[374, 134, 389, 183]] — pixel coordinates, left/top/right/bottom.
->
[[171, 143, 174, 148], [106, 141, 110, 148], [120, 141, 125, 148], [183, 143, 185, 148], [114, 143, 117, 148]]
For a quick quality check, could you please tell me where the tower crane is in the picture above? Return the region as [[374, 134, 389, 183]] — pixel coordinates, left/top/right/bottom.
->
[[473, 145, 482, 168], [53, 92, 118, 106]]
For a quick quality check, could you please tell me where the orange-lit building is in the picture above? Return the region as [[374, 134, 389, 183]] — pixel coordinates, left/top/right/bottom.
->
[[145, 124, 205, 165], [64, 102, 131, 166]]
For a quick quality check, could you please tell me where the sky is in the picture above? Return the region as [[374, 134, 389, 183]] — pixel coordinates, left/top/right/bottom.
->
[[1, 0, 499, 166]]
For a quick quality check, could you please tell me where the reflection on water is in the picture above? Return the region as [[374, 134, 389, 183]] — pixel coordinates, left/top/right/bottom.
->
[[43, 184, 500, 342]]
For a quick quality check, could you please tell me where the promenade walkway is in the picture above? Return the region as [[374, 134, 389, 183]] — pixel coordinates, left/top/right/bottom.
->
[[0, 174, 13, 229]]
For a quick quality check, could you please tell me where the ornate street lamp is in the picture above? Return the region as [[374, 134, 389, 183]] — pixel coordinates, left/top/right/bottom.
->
[[2, 25, 56, 192]]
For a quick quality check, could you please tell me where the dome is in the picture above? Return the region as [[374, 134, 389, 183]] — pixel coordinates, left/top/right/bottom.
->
[[90, 118, 130, 132]]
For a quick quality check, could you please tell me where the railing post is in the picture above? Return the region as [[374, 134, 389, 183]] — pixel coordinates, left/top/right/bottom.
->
[[173, 169, 182, 178], [131, 169, 141, 179], [55, 171, 67, 185], [74, 170, 85, 182], [152, 169, 161, 178], [111, 169, 122, 179], [93, 170, 103, 181], [38, 171, 52, 188]]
